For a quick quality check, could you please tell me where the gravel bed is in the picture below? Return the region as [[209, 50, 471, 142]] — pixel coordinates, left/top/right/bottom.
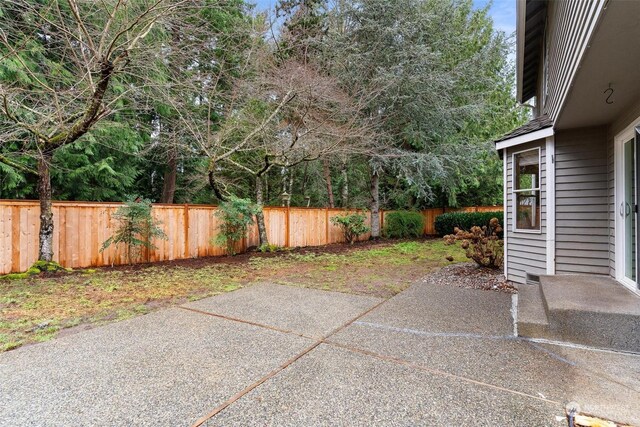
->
[[422, 262, 517, 294]]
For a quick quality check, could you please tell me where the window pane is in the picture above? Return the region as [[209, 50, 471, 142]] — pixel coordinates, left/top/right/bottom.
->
[[515, 150, 539, 190], [516, 190, 541, 230]]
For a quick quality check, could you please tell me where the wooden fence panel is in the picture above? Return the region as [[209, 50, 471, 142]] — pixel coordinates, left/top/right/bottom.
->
[[263, 208, 287, 247], [0, 200, 502, 274], [289, 208, 328, 247]]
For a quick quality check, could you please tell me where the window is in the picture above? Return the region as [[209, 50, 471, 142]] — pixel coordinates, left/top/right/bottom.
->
[[513, 148, 541, 231]]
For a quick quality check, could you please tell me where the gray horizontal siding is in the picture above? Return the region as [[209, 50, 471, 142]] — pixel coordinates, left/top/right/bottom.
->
[[506, 140, 547, 283], [554, 128, 609, 275], [608, 133, 616, 277]]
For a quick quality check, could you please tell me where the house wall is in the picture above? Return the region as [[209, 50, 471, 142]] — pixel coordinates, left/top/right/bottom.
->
[[608, 131, 615, 278], [554, 127, 609, 275], [505, 140, 547, 283]]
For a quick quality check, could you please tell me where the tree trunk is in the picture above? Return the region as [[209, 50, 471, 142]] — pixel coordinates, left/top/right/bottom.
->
[[208, 171, 227, 202], [37, 151, 54, 261], [341, 167, 349, 207], [255, 175, 269, 247], [287, 170, 294, 207], [370, 168, 380, 239], [161, 143, 178, 203], [323, 159, 334, 208]]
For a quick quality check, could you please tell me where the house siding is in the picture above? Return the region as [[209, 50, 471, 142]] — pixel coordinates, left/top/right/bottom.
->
[[554, 127, 609, 275], [608, 133, 615, 278], [543, 0, 607, 121], [506, 140, 547, 283]]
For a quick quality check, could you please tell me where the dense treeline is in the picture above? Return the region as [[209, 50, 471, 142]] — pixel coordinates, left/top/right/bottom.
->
[[0, 0, 525, 259]]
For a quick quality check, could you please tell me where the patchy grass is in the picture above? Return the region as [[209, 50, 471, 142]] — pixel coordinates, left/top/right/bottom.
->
[[0, 238, 465, 352]]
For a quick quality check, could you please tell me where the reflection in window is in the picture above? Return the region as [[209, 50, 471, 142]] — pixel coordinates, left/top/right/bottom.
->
[[513, 149, 540, 231]]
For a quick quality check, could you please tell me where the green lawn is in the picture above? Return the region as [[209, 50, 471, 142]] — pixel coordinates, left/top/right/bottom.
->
[[0, 239, 466, 352]]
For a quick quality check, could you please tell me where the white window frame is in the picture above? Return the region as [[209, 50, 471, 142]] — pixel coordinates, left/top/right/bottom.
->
[[512, 147, 542, 234]]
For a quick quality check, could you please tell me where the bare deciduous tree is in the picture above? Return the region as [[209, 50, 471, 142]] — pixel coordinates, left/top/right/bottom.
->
[[0, 0, 185, 262]]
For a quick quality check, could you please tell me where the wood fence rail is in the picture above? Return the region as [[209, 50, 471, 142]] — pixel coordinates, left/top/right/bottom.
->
[[0, 200, 502, 274]]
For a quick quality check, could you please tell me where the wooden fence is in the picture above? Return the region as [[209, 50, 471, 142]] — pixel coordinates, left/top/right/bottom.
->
[[0, 200, 502, 274]]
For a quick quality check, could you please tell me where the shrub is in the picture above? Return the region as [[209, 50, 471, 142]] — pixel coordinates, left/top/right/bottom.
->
[[443, 217, 504, 269], [384, 211, 425, 238], [330, 212, 370, 244], [214, 196, 260, 255], [101, 197, 167, 264], [434, 211, 504, 237], [258, 243, 282, 253]]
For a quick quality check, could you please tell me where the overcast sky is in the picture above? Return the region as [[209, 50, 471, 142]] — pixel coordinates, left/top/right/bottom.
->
[[251, 0, 517, 36]]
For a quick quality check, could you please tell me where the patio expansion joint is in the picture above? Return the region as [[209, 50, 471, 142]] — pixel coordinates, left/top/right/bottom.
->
[[189, 299, 388, 427], [178, 306, 316, 340], [321, 339, 563, 406]]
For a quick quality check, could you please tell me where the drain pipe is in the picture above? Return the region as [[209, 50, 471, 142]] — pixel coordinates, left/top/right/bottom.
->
[[566, 402, 580, 427]]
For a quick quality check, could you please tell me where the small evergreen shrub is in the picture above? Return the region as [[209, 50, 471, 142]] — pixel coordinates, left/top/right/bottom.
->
[[443, 217, 504, 269], [101, 197, 167, 264], [434, 211, 504, 237], [384, 211, 425, 238], [330, 212, 370, 244], [214, 196, 260, 255]]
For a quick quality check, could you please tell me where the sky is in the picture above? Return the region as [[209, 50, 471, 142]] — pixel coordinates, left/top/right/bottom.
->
[[252, 0, 517, 36]]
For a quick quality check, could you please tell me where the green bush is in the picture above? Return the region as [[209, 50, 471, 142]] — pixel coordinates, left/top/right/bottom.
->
[[434, 211, 504, 237], [384, 211, 425, 238], [214, 196, 260, 255], [330, 212, 370, 244]]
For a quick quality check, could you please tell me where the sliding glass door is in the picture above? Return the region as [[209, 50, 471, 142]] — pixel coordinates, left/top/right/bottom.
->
[[617, 127, 640, 292]]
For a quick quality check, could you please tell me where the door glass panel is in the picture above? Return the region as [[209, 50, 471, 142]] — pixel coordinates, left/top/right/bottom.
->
[[624, 138, 636, 281]]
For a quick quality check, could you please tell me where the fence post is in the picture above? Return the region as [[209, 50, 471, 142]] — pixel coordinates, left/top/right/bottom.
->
[[380, 209, 384, 233], [184, 204, 189, 258], [285, 206, 290, 248]]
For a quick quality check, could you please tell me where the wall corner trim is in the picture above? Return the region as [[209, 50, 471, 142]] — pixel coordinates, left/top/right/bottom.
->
[[545, 135, 556, 275]]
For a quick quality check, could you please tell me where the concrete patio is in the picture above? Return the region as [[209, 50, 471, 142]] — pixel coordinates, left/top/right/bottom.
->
[[1, 279, 639, 426]]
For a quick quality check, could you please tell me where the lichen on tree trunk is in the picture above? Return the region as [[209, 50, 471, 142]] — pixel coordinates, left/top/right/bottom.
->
[[255, 175, 269, 247], [369, 168, 380, 239], [37, 151, 54, 262]]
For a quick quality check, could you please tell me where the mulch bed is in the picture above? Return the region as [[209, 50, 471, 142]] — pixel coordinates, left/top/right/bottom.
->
[[57, 236, 440, 275], [424, 262, 517, 294]]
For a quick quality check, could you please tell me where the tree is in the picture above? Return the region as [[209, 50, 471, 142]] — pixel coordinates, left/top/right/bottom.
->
[[0, 0, 184, 263], [326, 0, 526, 231], [101, 196, 167, 264], [210, 58, 375, 246]]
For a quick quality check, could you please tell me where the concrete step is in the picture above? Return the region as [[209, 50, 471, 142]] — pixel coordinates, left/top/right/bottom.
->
[[539, 275, 640, 353], [516, 283, 553, 340]]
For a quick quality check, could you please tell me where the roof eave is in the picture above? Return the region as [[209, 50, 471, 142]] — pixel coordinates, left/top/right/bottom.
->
[[516, 0, 526, 103], [495, 126, 554, 151]]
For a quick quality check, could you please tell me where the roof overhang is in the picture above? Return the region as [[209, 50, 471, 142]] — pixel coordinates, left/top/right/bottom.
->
[[517, 0, 548, 104], [496, 126, 554, 151], [554, 0, 639, 130]]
